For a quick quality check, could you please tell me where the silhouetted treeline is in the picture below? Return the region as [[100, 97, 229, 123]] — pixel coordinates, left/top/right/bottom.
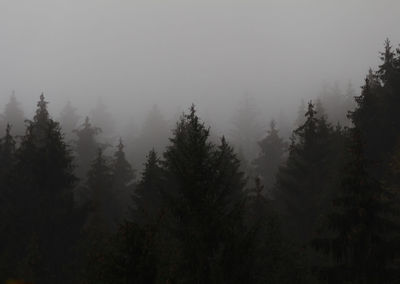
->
[[0, 39, 400, 283]]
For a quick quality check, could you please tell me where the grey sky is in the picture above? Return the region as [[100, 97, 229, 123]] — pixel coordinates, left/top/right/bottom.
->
[[0, 0, 399, 126]]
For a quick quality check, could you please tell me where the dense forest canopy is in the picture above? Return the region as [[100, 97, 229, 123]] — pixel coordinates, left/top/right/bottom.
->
[[0, 40, 400, 283]]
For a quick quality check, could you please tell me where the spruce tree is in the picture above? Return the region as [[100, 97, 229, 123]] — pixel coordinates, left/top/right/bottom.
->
[[73, 116, 101, 178], [253, 120, 287, 195], [6, 94, 81, 283], [312, 129, 400, 283], [3, 92, 25, 136], [111, 138, 135, 223], [132, 149, 165, 224], [86, 148, 114, 234], [275, 101, 335, 243], [162, 105, 248, 282]]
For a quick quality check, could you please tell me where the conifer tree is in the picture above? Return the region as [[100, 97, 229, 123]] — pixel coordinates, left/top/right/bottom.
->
[[6, 94, 82, 283], [59, 101, 80, 139], [312, 129, 400, 283], [86, 148, 114, 234], [73, 116, 101, 178], [3, 91, 25, 136], [275, 101, 335, 243], [162, 105, 248, 282], [253, 120, 287, 195], [349, 39, 400, 178], [90, 97, 115, 137], [132, 149, 165, 224], [111, 138, 135, 223]]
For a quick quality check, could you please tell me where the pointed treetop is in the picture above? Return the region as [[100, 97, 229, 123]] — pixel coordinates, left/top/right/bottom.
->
[[118, 137, 124, 152], [34, 93, 49, 123], [305, 101, 316, 118]]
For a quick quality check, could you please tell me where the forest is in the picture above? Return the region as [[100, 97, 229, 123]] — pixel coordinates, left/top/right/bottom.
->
[[0, 40, 400, 284]]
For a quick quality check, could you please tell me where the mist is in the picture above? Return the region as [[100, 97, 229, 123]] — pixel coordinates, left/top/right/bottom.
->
[[1, 0, 399, 124], [1, 1, 400, 283]]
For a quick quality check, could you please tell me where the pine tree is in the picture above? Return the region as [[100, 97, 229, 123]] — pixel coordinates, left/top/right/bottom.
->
[[162, 105, 248, 282], [3, 91, 25, 136], [73, 116, 101, 178], [5, 94, 82, 283], [295, 99, 306, 127], [230, 95, 263, 161], [86, 148, 114, 234], [253, 120, 287, 195], [132, 149, 165, 225], [275, 101, 335, 243], [0, 124, 16, 180], [133, 104, 170, 172], [111, 138, 135, 223], [312, 129, 400, 283], [349, 39, 400, 178]]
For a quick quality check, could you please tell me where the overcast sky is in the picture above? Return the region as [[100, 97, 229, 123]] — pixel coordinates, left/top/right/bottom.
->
[[0, 0, 399, 126]]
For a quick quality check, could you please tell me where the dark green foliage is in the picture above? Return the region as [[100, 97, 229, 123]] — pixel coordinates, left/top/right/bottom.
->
[[349, 39, 400, 178], [313, 129, 400, 283], [275, 101, 340, 243], [253, 120, 287, 195], [86, 221, 158, 284], [73, 116, 101, 178], [131, 149, 165, 224], [162, 105, 250, 282], [86, 148, 115, 234], [245, 178, 318, 284], [111, 139, 135, 223], [1, 94, 83, 284]]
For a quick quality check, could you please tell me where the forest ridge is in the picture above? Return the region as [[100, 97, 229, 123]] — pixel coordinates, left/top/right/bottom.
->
[[0, 40, 400, 283]]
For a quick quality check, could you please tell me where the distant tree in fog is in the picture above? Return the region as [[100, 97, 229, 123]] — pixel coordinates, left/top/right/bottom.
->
[[230, 95, 263, 162], [3, 91, 25, 136], [253, 120, 287, 195], [59, 101, 80, 139], [295, 98, 306, 127], [90, 97, 115, 138], [132, 105, 170, 171], [73, 117, 101, 178]]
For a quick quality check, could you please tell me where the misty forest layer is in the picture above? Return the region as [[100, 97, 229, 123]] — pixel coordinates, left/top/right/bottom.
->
[[1, 40, 400, 284]]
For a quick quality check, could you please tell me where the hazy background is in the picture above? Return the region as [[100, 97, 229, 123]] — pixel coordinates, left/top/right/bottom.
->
[[0, 0, 399, 130]]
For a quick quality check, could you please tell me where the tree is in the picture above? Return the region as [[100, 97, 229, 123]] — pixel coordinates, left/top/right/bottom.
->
[[275, 101, 336, 243], [131, 149, 165, 225], [132, 104, 170, 172], [349, 39, 400, 178], [59, 101, 80, 139], [295, 99, 306, 127], [312, 129, 400, 283], [162, 105, 248, 282], [253, 120, 287, 195], [0, 124, 16, 180], [73, 117, 101, 179], [111, 139, 135, 223], [230, 95, 263, 161], [4, 94, 82, 283], [90, 97, 115, 138], [3, 91, 25, 136], [85, 148, 115, 234]]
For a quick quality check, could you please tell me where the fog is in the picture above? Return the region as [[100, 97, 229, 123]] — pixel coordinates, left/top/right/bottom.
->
[[3, 2, 400, 282], [1, 0, 400, 161], [1, 0, 399, 122]]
